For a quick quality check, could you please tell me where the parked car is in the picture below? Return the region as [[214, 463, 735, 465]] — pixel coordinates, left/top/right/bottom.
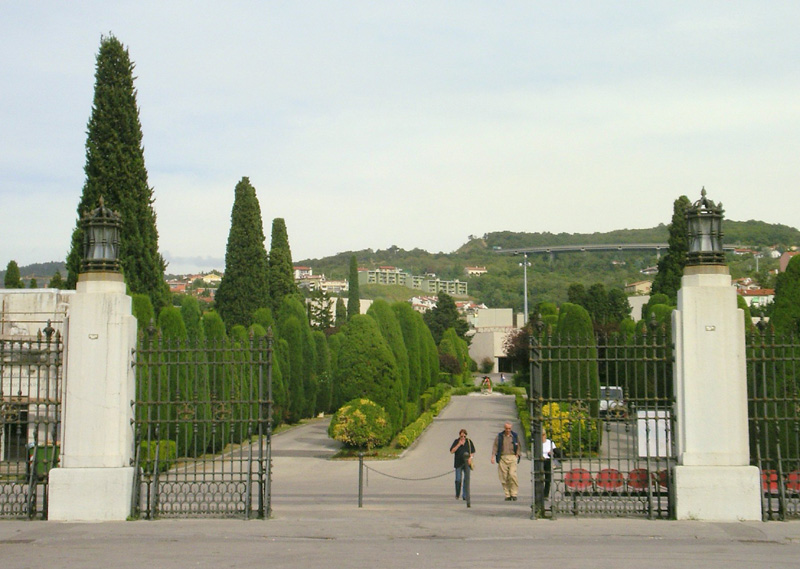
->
[[599, 386, 627, 419]]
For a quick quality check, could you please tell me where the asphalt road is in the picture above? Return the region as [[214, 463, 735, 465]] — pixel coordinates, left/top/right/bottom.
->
[[2, 392, 799, 569]]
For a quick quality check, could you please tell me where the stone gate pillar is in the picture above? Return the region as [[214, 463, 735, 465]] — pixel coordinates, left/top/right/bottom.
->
[[672, 191, 761, 521], [48, 200, 137, 521], [48, 273, 137, 521]]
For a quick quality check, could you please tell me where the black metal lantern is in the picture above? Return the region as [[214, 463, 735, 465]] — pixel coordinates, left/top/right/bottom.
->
[[685, 188, 725, 266], [81, 196, 122, 273]]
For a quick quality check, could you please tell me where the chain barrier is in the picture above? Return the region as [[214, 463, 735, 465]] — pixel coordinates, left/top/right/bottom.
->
[[362, 464, 453, 483]]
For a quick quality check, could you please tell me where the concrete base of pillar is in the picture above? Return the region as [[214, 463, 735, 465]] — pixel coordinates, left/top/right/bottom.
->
[[675, 465, 761, 521], [48, 467, 134, 521]]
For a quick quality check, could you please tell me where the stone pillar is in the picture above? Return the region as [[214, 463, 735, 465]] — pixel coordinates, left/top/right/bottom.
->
[[48, 273, 137, 521], [672, 265, 761, 521]]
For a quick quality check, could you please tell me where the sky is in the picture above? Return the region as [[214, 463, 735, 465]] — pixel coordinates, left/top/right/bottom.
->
[[2, 2, 800, 275]]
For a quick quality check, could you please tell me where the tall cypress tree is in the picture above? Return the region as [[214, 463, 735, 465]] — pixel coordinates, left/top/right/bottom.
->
[[268, 218, 297, 314], [66, 35, 169, 313], [215, 177, 270, 330], [4, 260, 24, 289], [651, 195, 691, 301], [347, 256, 360, 320]]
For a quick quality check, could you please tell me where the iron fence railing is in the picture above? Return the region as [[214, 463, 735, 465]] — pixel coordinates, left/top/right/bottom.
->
[[0, 323, 62, 519], [530, 326, 675, 519], [746, 328, 800, 520], [132, 328, 273, 519]]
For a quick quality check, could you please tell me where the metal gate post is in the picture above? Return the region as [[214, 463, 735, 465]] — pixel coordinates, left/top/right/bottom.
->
[[529, 315, 544, 519]]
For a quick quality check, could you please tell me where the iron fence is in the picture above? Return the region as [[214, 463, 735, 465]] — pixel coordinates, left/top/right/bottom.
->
[[132, 328, 273, 519], [0, 324, 62, 519], [746, 328, 800, 520], [530, 324, 675, 519]]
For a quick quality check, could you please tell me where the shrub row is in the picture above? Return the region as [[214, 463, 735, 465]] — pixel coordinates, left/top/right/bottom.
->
[[395, 384, 452, 449], [138, 440, 177, 474]]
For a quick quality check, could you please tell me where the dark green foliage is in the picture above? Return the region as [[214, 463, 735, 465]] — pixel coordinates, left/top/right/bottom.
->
[[252, 307, 274, 331], [4, 261, 23, 288], [268, 218, 297, 314], [138, 440, 177, 474], [276, 296, 318, 419], [347, 256, 360, 320], [440, 327, 472, 386], [567, 283, 587, 306], [393, 302, 423, 401], [651, 196, 691, 301], [28, 278, 38, 289], [215, 177, 270, 330], [66, 35, 169, 313], [333, 315, 403, 433], [180, 296, 204, 342], [312, 330, 333, 414], [423, 291, 469, 344], [157, 307, 194, 457], [335, 297, 347, 327], [202, 310, 233, 452], [418, 314, 440, 392], [367, 300, 410, 404], [279, 316, 305, 422], [309, 288, 334, 331], [327, 333, 341, 407], [48, 271, 65, 289], [770, 255, 800, 335], [328, 398, 392, 450], [550, 303, 600, 415], [641, 293, 671, 322], [131, 293, 155, 334]]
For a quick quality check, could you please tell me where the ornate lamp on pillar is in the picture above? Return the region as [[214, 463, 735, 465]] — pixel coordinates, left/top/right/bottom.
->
[[49, 197, 138, 521], [685, 188, 725, 267], [672, 188, 761, 521], [81, 196, 122, 274]]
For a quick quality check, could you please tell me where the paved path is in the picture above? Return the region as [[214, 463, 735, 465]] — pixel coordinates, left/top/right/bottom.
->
[[2, 393, 800, 569]]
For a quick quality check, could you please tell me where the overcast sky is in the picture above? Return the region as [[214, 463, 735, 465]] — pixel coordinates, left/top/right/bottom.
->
[[2, 2, 799, 275]]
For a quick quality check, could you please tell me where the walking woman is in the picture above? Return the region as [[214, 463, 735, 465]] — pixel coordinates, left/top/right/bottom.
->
[[450, 428, 475, 500]]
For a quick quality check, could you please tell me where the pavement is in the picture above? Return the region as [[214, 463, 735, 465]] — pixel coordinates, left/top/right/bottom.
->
[[2, 388, 800, 569]]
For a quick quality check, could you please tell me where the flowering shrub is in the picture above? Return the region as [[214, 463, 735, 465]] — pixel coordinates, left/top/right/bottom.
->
[[328, 398, 392, 450], [542, 401, 599, 456]]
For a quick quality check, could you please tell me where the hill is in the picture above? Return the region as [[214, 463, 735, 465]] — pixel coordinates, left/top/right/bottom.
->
[[4, 220, 797, 312], [299, 220, 799, 312]]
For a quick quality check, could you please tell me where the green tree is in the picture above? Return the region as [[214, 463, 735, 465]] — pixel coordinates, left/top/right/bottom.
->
[[268, 218, 297, 313], [334, 297, 347, 328], [4, 260, 23, 288], [309, 288, 334, 331], [347, 256, 360, 320], [651, 195, 691, 301], [131, 293, 155, 334], [180, 296, 204, 343], [215, 177, 270, 330], [770, 255, 800, 335], [423, 291, 468, 344], [48, 271, 65, 289], [393, 302, 423, 402], [367, 300, 410, 412], [28, 278, 38, 289], [312, 330, 332, 413], [276, 296, 318, 420], [333, 315, 403, 433], [66, 35, 169, 313], [550, 303, 600, 416]]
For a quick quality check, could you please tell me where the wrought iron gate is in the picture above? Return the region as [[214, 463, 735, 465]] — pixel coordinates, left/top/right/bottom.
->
[[530, 322, 675, 518], [132, 328, 273, 519], [0, 324, 62, 519], [747, 327, 800, 520]]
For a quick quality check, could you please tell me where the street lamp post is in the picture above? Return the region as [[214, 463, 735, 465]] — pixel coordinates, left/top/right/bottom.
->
[[519, 252, 531, 325]]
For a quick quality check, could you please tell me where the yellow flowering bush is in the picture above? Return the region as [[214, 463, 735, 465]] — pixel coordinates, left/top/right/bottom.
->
[[328, 398, 392, 450]]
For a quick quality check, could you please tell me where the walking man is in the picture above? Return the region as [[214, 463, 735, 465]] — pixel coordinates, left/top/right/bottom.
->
[[491, 422, 521, 501]]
